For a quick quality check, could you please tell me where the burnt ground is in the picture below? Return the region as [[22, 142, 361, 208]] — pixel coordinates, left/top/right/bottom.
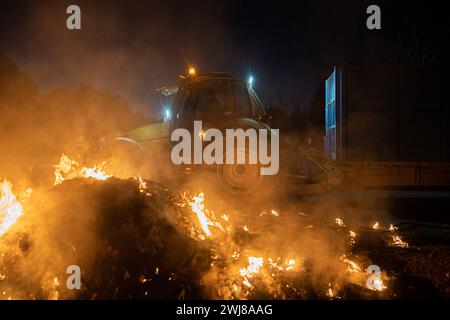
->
[[0, 178, 450, 300]]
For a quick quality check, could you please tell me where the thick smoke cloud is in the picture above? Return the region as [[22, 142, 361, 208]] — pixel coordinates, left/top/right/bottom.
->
[[0, 0, 244, 116]]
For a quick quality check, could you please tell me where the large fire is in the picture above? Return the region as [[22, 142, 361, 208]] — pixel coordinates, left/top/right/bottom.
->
[[0, 154, 404, 300]]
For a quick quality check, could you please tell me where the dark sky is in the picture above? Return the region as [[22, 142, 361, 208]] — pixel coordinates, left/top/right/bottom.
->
[[0, 0, 449, 116]]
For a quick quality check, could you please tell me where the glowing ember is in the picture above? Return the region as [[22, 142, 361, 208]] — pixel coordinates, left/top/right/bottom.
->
[[349, 230, 357, 244], [368, 277, 387, 291], [240, 256, 264, 288], [372, 221, 379, 230], [285, 259, 296, 271], [389, 224, 396, 231], [233, 255, 301, 295], [137, 175, 147, 190], [391, 235, 409, 248], [0, 179, 24, 237], [135, 175, 151, 196], [242, 278, 252, 288], [267, 258, 281, 270], [340, 254, 388, 292], [327, 284, 334, 298], [240, 256, 264, 277], [335, 218, 345, 227], [340, 255, 362, 273], [260, 209, 280, 217]]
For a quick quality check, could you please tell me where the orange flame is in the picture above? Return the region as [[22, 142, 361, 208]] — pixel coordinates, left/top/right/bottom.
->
[[182, 192, 228, 240], [54, 154, 111, 185], [0, 179, 23, 237], [391, 235, 409, 248]]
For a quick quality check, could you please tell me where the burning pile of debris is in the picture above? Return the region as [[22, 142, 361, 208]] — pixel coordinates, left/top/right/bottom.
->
[[1, 154, 450, 300]]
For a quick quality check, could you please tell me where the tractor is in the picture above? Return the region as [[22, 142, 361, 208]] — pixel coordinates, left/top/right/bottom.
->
[[117, 70, 276, 195]]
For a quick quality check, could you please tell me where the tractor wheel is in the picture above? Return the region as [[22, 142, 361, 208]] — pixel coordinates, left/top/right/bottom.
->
[[216, 147, 264, 195]]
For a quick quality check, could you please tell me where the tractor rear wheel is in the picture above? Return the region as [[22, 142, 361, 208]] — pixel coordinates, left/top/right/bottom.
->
[[216, 147, 264, 195]]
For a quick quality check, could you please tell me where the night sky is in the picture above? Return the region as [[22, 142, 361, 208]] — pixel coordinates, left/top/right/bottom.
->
[[0, 0, 449, 116]]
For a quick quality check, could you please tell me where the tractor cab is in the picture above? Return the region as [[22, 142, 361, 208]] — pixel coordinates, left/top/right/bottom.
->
[[161, 72, 268, 133]]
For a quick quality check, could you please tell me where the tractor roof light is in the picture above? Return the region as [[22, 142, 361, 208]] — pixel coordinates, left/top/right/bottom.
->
[[188, 66, 196, 76], [248, 75, 254, 88]]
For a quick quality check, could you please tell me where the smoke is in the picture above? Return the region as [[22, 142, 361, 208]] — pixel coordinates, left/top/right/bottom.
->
[[0, 49, 399, 299], [0, 173, 396, 300], [0, 1, 408, 300], [0, 53, 152, 187], [0, 0, 244, 114]]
